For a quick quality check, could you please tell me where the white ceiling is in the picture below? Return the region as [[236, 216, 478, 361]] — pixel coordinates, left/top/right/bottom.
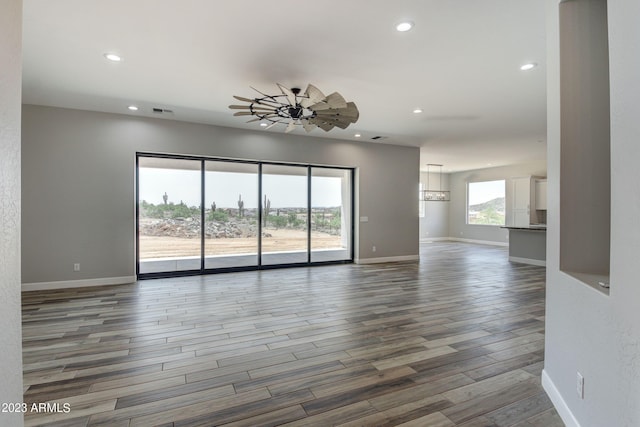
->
[[22, 0, 547, 173]]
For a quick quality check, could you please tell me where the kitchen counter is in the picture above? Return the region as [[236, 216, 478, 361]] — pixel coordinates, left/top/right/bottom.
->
[[503, 226, 547, 231], [502, 226, 546, 266]]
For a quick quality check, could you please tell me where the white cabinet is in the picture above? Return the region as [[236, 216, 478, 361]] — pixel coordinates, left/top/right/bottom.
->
[[535, 179, 547, 210], [510, 176, 537, 227], [510, 176, 547, 226]]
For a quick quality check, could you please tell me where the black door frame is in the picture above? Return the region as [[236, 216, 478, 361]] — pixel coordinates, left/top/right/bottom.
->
[[136, 152, 355, 279]]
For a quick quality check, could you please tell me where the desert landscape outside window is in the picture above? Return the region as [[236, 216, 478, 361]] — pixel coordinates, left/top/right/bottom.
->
[[136, 153, 353, 277], [467, 180, 506, 226]]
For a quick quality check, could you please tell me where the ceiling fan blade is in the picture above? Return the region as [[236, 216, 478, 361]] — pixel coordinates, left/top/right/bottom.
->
[[264, 121, 281, 130], [302, 120, 316, 133], [250, 86, 271, 97], [332, 120, 351, 129], [233, 111, 255, 116], [325, 92, 347, 109], [305, 84, 326, 103], [234, 95, 282, 108], [233, 95, 256, 103], [309, 101, 330, 111], [246, 113, 279, 123], [228, 105, 277, 111], [345, 103, 360, 122], [309, 118, 335, 132], [277, 83, 297, 106], [318, 122, 335, 132], [300, 84, 326, 108], [285, 120, 296, 133], [314, 102, 360, 120]]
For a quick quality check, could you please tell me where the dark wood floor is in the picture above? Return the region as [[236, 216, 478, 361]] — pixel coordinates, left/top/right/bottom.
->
[[22, 242, 564, 426]]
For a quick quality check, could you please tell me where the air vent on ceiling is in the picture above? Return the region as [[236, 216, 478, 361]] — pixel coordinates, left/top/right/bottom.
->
[[152, 108, 174, 114], [371, 136, 387, 140]]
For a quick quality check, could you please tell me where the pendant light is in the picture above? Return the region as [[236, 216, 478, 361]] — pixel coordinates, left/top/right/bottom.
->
[[421, 164, 450, 201]]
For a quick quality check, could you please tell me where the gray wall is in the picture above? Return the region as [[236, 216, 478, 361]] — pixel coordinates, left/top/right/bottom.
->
[[448, 162, 547, 244], [21, 105, 419, 284], [544, 1, 640, 426], [0, 0, 24, 422], [419, 171, 450, 239]]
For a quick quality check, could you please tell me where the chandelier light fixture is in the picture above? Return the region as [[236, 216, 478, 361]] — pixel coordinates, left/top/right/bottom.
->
[[422, 163, 450, 201], [229, 83, 359, 133]]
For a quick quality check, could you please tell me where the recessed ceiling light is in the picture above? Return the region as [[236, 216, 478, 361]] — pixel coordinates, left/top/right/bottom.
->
[[260, 123, 268, 127], [413, 108, 423, 114], [354, 133, 361, 138], [127, 105, 138, 111], [104, 53, 122, 62], [520, 62, 537, 71], [396, 21, 414, 32]]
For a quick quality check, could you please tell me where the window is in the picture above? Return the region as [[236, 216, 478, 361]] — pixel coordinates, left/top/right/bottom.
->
[[467, 180, 505, 225]]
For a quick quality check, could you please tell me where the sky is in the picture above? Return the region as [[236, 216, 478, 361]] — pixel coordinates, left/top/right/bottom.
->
[[468, 180, 505, 205], [139, 169, 346, 208]]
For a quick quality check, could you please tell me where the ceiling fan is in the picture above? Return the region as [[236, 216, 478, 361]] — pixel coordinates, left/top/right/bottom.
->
[[229, 83, 359, 133]]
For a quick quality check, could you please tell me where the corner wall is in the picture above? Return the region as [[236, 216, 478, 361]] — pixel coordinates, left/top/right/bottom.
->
[[21, 106, 420, 285], [0, 0, 24, 423], [543, 1, 640, 426]]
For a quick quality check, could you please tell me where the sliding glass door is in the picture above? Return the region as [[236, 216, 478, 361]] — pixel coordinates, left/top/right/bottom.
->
[[261, 164, 309, 265], [311, 168, 352, 262], [137, 157, 202, 274], [137, 154, 353, 278], [204, 161, 259, 269]]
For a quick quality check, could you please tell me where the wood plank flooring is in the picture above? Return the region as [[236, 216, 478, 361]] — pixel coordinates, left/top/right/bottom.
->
[[22, 242, 564, 426]]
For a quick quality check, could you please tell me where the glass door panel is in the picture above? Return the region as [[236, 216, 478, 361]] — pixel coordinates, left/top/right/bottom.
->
[[138, 157, 202, 274], [261, 165, 309, 265], [204, 161, 259, 269], [311, 168, 352, 262]]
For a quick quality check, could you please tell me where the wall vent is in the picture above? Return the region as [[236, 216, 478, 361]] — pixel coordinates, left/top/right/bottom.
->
[[152, 108, 174, 114], [371, 136, 387, 140]]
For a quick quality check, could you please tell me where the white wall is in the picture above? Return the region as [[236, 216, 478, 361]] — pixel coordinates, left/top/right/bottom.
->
[[21, 106, 420, 285], [448, 162, 546, 244], [419, 171, 450, 239], [0, 0, 24, 424], [543, 1, 640, 426]]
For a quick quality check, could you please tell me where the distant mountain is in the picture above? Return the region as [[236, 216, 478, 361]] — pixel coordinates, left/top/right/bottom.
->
[[469, 197, 505, 213]]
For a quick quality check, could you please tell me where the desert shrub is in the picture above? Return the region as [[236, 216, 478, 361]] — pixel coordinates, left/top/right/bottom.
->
[[269, 215, 288, 228], [209, 210, 229, 222], [288, 213, 304, 228], [140, 201, 199, 219], [170, 203, 199, 219]]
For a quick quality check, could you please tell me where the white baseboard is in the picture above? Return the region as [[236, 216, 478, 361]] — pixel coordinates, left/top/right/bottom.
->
[[448, 237, 509, 247], [509, 256, 546, 267], [420, 237, 451, 243], [22, 276, 136, 292], [355, 254, 419, 265], [542, 369, 580, 427]]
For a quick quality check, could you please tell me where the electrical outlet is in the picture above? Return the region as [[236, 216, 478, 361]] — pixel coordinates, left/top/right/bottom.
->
[[372, 246, 376, 252], [577, 371, 584, 399], [73, 263, 80, 272]]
